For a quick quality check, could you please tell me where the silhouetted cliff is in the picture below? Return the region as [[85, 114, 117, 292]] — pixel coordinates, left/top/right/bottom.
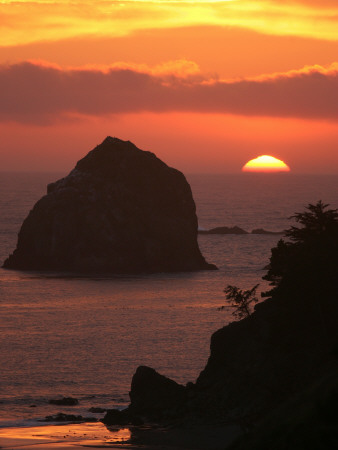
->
[[109, 202, 338, 447], [121, 294, 337, 425]]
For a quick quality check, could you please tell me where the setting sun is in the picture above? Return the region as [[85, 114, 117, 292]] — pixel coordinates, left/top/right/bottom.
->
[[242, 155, 290, 173]]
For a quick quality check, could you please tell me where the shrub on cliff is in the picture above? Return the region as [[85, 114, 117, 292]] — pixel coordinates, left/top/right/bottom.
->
[[220, 284, 259, 319]]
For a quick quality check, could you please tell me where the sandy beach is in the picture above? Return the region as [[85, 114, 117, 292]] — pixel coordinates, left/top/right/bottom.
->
[[0, 422, 131, 449], [0, 421, 241, 450]]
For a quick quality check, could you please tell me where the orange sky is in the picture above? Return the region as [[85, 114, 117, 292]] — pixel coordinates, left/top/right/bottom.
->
[[1, 0, 338, 173]]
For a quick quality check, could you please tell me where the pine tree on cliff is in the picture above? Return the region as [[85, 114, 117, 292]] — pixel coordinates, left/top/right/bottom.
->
[[263, 200, 338, 300]]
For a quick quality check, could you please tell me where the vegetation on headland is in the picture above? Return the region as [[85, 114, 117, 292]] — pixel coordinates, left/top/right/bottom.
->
[[220, 284, 259, 319], [226, 201, 338, 449], [263, 200, 338, 300], [224, 200, 338, 321], [104, 201, 338, 450]]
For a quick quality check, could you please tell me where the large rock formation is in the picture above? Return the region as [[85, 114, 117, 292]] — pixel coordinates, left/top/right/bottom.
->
[[3, 137, 215, 273]]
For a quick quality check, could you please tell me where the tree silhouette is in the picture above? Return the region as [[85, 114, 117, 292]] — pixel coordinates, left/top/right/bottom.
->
[[263, 200, 338, 300], [220, 284, 259, 319], [286, 200, 338, 243]]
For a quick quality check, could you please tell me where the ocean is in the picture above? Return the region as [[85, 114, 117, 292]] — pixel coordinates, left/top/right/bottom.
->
[[0, 172, 337, 428]]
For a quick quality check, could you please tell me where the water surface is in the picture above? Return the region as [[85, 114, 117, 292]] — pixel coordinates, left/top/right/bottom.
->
[[0, 172, 337, 426]]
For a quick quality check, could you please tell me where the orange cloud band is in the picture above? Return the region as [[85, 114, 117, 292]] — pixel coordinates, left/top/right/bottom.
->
[[1, 61, 338, 124], [2, 0, 338, 48]]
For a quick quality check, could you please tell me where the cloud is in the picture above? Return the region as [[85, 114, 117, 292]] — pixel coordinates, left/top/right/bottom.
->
[[1, 60, 338, 124], [269, 0, 338, 7], [2, 0, 338, 48], [80, 59, 202, 79]]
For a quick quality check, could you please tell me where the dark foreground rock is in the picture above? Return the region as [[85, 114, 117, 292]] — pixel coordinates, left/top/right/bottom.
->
[[123, 287, 338, 441], [102, 366, 186, 426], [128, 423, 242, 450], [3, 137, 216, 273], [129, 366, 186, 420], [228, 370, 338, 450]]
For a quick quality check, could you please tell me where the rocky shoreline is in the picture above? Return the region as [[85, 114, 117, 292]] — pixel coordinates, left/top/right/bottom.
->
[[98, 291, 338, 448]]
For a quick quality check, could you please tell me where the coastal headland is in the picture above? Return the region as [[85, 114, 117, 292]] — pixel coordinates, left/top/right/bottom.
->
[[102, 202, 338, 449]]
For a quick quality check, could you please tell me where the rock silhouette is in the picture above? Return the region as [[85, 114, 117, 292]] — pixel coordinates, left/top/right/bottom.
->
[[129, 366, 186, 419], [48, 397, 79, 406], [199, 226, 248, 235], [4, 137, 215, 273], [199, 226, 283, 235]]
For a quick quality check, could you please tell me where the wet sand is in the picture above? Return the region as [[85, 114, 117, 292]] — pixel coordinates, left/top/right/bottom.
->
[[0, 421, 241, 449], [0, 422, 131, 449]]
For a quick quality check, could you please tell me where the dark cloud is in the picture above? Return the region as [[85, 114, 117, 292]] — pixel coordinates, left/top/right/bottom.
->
[[1, 61, 338, 124]]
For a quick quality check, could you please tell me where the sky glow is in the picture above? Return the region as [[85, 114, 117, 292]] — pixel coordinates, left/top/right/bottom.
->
[[1, 0, 338, 172]]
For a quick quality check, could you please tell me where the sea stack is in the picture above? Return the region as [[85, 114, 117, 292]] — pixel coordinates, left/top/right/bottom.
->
[[3, 137, 216, 273]]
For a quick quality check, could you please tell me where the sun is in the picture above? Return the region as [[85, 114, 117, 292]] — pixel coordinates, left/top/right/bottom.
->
[[242, 155, 290, 172]]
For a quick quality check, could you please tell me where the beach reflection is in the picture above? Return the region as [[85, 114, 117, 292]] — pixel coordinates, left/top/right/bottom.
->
[[0, 422, 131, 448]]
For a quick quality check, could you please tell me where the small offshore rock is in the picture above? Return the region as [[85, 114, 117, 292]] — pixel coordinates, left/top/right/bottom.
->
[[48, 397, 79, 406], [88, 407, 107, 413], [199, 226, 248, 235], [42, 413, 97, 423]]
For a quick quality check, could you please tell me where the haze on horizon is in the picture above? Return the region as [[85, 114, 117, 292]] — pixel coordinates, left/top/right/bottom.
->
[[1, 0, 338, 174]]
